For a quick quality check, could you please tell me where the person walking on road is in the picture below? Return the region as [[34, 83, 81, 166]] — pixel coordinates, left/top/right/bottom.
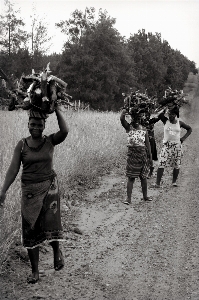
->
[[120, 109, 153, 204], [0, 108, 69, 284], [153, 106, 192, 187]]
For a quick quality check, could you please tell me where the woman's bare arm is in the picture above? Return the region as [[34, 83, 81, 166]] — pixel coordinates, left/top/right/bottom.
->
[[120, 109, 130, 131], [0, 140, 22, 205], [145, 131, 152, 162], [51, 108, 69, 145], [179, 121, 192, 143]]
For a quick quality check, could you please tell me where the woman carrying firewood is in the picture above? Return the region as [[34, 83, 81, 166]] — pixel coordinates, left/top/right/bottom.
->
[[120, 108, 153, 204], [152, 106, 192, 187], [0, 107, 69, 284]]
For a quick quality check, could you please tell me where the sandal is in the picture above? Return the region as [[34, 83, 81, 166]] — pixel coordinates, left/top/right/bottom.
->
[[54, 250, 64, 271], [143, 196, 153, 201]]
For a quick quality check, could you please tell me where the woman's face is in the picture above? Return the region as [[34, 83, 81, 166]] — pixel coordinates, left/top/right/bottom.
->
[[28, 118, 45, 138], [168, 111, 177, 122], [132, 114, 143, 127]]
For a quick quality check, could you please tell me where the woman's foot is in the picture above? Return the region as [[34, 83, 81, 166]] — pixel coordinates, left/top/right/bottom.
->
[[143, 196, 153, 201], [172, 182, 178, 187], [27, 272, 39, 284], [54, 250, 64, 271], [124, 199, 131, 205], [151, 183, 161, 188]]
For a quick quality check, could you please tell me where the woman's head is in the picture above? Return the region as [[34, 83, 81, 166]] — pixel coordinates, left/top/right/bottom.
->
[[131, 113, 144, 128], [28, 117, 45, 138], [28, 109, 47, 138], [168, 107, 179, 122]]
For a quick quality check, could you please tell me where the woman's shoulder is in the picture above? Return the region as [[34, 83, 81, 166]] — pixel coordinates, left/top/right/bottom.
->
[[141, 126, 146, 131], [14, 138, 26, 153], [45, 134, 55, 146], [138, 126, 146, 133]]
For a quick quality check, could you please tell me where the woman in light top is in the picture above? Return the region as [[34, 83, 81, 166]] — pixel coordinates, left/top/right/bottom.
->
[[120, 109, 153, 204], [153, 106, 192, 187]]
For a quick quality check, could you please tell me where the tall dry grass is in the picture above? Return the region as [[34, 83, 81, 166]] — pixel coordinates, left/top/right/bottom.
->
[[0, 109, 127, 269]]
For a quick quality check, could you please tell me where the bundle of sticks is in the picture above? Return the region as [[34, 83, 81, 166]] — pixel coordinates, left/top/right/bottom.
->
[[154, 87, 188, 113], [122, 90, 157, 116], [8, 63, 73, 113]]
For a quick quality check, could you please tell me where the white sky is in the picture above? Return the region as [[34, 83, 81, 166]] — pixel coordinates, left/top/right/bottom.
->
[[1, 0, 199, 67]]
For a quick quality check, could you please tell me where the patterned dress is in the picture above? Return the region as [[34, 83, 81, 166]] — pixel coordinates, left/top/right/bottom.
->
[[159, 119, 182, 169], [21, 135, 63, 249], [126, 126, 149, 179]]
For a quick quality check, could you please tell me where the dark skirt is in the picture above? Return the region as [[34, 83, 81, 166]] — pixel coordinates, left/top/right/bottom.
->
[[126, 146, 149, 179], [21, 176, 63, 249], [149, 137, 158, 161]]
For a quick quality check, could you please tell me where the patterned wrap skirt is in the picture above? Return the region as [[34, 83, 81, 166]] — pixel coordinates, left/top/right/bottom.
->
[[21, 175, 63, 249], [159, 141, 182, 169], [126, 146, 149, 179]]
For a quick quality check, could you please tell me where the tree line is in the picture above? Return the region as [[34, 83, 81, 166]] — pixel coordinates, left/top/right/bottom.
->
[[0, 3, 198, 110]]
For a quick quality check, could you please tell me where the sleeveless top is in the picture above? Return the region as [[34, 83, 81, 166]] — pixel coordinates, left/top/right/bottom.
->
[[163, 119, 181, 143], [21, 135, 55, 183], [127, 126, 146, 147]]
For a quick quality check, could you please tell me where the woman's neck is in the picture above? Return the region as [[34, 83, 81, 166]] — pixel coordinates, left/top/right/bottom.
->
[[169, 119, 177, 124], [30, 135, 44, 141], [132, 124, 142, 130]]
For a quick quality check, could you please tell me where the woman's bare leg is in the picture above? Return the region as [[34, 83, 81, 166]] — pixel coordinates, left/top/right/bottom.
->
[[172, 168, 179, 184], [27, 247, 39, 283], [156, 167, 164, 186], [50, 241, 60, 261], [50, 241, 64, 271], [140, 177, 147, 199], [127, 177, 135, 203]]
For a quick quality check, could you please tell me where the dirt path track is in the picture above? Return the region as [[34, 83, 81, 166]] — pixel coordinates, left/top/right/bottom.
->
[[0, 95, 199, 300]]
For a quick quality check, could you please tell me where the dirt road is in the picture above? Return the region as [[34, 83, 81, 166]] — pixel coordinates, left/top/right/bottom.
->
[[0, 94, 199, 300]]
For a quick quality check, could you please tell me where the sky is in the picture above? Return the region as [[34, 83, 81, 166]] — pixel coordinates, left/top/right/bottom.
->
[[1, 0, 199, 67]]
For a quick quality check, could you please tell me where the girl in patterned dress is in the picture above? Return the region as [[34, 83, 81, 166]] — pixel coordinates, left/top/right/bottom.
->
[[153, 107, 192, 187], [120, 109, 153, 204]]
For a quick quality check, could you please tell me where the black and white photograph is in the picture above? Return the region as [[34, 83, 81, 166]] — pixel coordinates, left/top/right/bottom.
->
[[0, 0, 199, 299]]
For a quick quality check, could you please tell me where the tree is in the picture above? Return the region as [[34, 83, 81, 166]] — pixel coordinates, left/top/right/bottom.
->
[[31, 18, 52, 54], [56, 8, 135, 110], [127, 30, 167, 96], [0, 0, 29, 55], [56, 7, 96, 44], [26, 10, 53, 72]]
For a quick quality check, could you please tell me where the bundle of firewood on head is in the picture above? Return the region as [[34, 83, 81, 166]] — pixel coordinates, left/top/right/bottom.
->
[[154, 87, 188, 114], [122, 89, 157, 126], [8, 63, 73, 113]]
